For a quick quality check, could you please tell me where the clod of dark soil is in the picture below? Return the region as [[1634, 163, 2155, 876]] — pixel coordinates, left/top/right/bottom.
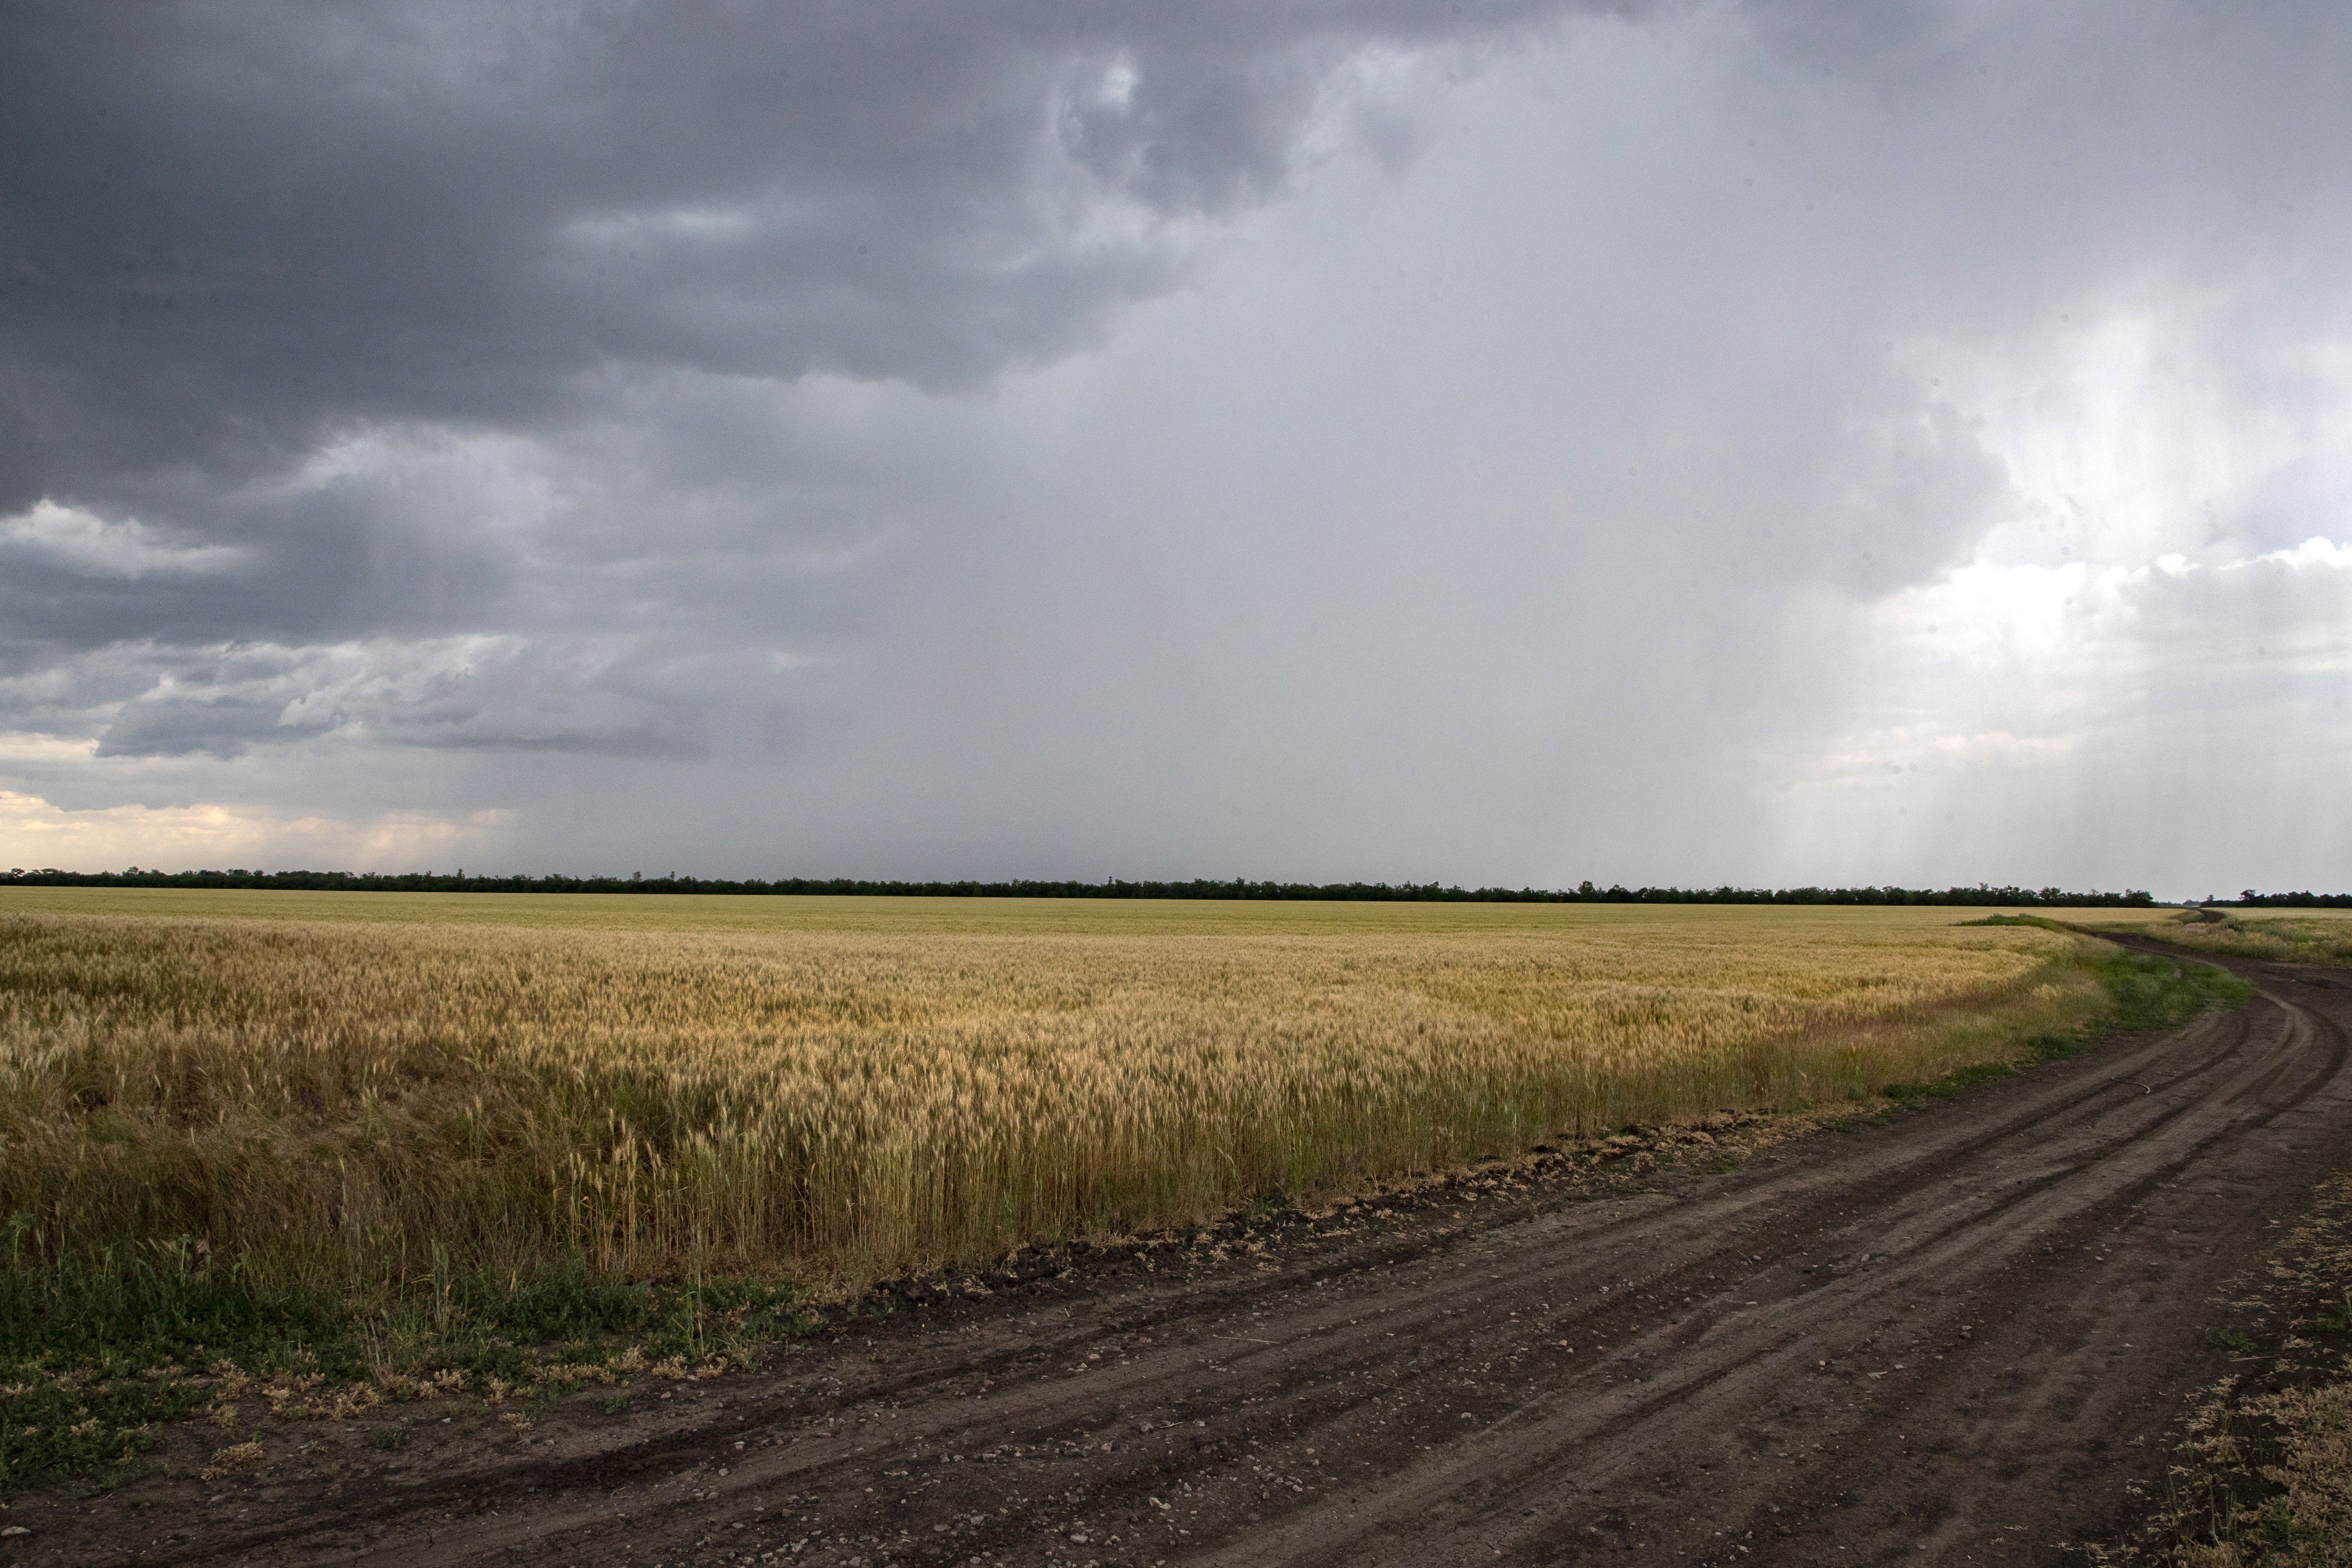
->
[[13, 937, 2349, 1567]]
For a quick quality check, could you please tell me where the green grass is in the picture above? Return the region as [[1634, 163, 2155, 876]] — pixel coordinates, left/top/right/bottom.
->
[[2090, 948, 2254, 1030], [1878, 944, 2252, 1109], [1881, 1060, 2017, 1107], [0, 1251, 806, 1491]]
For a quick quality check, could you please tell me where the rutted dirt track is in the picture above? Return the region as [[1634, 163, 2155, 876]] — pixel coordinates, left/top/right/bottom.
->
[[21, 940, 2352, 1567]]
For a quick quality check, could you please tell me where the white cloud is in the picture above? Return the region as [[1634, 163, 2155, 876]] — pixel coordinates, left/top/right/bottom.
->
[[2247, 536, 2352, 571], [0, 789, 512, 873], [0, 731, 100, 765], [0, 501, 253, 580]]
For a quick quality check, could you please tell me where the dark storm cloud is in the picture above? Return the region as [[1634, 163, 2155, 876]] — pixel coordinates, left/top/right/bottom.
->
[[1, 0, 1648, 760], [0, 478, 514, 654], [79, 634, 793, 761], [0, 0, 1621, 504]]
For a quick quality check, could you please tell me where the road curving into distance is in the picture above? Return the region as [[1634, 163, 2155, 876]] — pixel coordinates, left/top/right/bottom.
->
[[24, 937, 2352, 1567]]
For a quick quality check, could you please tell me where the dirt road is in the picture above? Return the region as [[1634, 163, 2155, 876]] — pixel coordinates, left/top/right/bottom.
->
[[16, 940, 2352, 1567]]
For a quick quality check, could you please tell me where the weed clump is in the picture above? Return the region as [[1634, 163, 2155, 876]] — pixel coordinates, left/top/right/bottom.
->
[[0, 1247, 800, 1490]]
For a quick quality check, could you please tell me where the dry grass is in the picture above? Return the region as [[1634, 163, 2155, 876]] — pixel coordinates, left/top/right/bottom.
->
[[2093, 1171, 2352, 1567], [2185, 916, 2352, 969], [2083, 909, 2352, 969], [0, 893, 2106, 1296]]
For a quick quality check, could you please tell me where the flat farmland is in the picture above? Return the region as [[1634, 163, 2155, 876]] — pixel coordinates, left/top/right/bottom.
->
[[13, 892, 2342, 1568], [5, 905, 2345, 1567], [0, 892, 2110, 1298]]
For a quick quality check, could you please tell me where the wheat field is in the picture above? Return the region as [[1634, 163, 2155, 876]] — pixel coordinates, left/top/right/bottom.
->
[[0, 892, 2106, 1297]]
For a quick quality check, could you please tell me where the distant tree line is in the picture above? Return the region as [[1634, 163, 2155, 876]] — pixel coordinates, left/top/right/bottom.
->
[[2223, 891, 2352, 908], [0, 866, 2165, 906]]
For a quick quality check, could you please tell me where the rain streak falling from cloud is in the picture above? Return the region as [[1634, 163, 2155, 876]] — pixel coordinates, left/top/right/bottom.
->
[[4, 0, 2350, 895]]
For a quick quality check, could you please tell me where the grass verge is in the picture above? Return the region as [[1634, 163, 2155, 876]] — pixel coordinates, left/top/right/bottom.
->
[[1878, 937, 2251, 1108], [2078, 910, 2352, 970], [0, 1258, 805, 1491]]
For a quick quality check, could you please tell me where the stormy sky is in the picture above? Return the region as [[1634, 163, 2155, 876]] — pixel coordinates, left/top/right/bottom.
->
[[4, 0, 2349, 896]]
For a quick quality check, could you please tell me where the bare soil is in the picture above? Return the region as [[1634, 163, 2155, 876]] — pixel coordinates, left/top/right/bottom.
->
[[8, 938, 2350, 1568]]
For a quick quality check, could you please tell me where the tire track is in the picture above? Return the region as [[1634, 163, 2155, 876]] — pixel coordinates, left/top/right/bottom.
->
[[1234, 979, 2349, 1565]]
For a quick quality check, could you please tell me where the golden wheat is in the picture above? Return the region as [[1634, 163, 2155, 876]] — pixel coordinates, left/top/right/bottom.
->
[[0, 894, 2103, 1294]]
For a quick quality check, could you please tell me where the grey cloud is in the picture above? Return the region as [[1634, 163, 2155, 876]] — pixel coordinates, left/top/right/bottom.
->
[[0, 464, 516, 661], [80, 634, 826, 761], [2, 0, 1635, 764], [1, 0, 1615, 503]]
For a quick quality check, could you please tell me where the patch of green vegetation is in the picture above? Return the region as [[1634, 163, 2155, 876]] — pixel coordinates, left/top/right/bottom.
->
[[2213, 1327, 2261, 1354], [0, 1373, 211, 1488], [0, 1247, 808, 1492], [2296, 1288, 2352, 1337], [1881, 1059, 2018, 1106], [1971, 915, 2256, 1015], [2086, 947, 2254, 1032], [368, 1424, 409, 1452], [1876, 946, 2249, 1112], [2024, 1031, 2080, 1062], [0, 1247, 337, 1489], [2079, 909, 2352, 970], [1962, 913, 2073, 931], [2242, 1496, 2334, 1549]]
